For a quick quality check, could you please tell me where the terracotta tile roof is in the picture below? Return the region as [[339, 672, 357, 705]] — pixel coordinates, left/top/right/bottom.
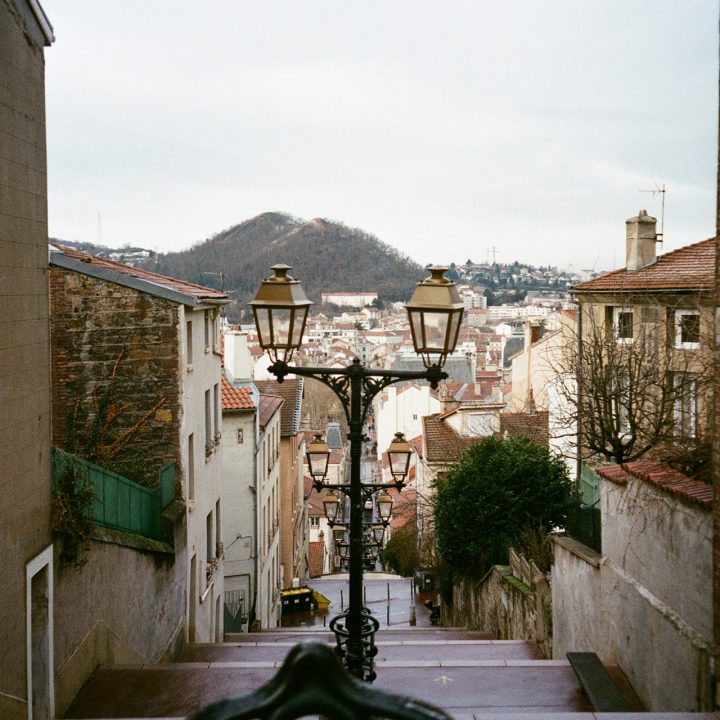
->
[[596, 460, 712, 509], [390, 487, 417, 531], [253, 379, 303, 436], [258, 394, 284, 430], [423, 414, 481, 463], [500, 411, 549, 447], [572, 237, 716, 293], [221, 376, 255, 411], [309, 541, 325, 577], [49, 243, 228, 301]]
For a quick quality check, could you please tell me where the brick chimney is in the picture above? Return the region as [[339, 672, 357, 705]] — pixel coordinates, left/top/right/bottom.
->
[[626, 210, 657, 271], [224, 331, 254, 382]]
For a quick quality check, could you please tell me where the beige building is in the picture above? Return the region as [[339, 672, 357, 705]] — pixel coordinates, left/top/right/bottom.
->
[[571, 212, 715, 470], [1, 3, 55, 718]]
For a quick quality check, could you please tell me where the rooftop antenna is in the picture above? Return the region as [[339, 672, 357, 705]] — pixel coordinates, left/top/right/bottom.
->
[[639, 183, 665, 243]]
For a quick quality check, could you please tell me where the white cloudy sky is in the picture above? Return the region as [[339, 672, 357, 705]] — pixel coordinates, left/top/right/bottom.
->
[[44, 1, 717, 272]]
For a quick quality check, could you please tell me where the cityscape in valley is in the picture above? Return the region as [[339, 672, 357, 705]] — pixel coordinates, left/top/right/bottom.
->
[[3, 2, 720, 719]]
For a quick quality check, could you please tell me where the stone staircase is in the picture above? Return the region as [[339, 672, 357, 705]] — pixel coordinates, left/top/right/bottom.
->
[[64, 626, 642, 718]]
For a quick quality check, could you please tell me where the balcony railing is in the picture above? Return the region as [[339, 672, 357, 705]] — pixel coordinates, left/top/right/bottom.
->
[[566, 497, 601, 553], [52, 448, 175, 541]]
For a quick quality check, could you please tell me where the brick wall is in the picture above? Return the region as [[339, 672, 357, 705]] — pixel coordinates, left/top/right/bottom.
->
[[49, 267, 182, 486]]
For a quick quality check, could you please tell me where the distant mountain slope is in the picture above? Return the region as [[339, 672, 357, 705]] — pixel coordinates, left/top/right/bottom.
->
[[148, 212, 425, 321]]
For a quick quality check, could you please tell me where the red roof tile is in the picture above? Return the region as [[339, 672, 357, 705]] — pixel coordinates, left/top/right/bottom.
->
[[221, 376, 255, 411], [49, 243, 228, 301], [423, 414, 481, 463], [596, 460, 712, 509], [258, 394, 283, 430], [572, 238, 716, 293], [254, 379, 303, 436], [499, 411, 549, 447]]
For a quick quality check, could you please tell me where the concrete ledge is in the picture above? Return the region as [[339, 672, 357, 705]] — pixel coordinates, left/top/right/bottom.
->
[[554, 535, 602, 567]]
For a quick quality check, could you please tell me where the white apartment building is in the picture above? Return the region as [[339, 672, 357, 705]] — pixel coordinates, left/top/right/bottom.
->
[[182, 304, 226, 643]]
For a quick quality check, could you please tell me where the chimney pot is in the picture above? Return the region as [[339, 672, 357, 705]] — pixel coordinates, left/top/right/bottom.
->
[[625, 210, 657, 271]]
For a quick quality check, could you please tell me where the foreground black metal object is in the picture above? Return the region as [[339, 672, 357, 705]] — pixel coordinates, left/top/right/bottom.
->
[[270, 358, 447, 682], [188, 641, 452, 720]]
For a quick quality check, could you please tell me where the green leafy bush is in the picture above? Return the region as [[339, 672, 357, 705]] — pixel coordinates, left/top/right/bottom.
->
[[434, 435, 570, 577]]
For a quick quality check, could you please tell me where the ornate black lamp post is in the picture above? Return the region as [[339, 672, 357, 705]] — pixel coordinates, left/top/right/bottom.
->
[[251, 264, 463, 681]]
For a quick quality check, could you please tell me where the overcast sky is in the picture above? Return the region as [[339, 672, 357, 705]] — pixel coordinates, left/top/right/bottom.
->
[[44, 1, 717, 272]]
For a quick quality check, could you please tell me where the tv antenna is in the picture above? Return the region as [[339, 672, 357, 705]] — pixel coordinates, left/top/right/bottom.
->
[[639, 183, 665, 243]]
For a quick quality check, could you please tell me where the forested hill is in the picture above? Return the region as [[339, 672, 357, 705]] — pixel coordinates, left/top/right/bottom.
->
[[147, 212, 425, 322]]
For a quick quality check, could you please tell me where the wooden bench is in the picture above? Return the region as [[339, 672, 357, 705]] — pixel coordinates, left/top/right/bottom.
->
[[566, 651, 631, 712]]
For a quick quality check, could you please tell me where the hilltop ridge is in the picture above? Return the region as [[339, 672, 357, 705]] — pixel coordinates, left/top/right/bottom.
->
[[146, 212, 425, 322]]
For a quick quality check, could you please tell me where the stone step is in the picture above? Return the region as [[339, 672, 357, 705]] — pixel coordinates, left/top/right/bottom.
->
[[179, 638, 540, 663], [223, 627, 494, 642], [64, 661, 597, 718]]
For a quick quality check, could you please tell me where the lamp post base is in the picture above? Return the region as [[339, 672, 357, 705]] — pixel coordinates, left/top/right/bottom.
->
[[329, 608, 380, 682]]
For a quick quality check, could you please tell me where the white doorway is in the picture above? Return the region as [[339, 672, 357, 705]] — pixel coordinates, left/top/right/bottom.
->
[[26, 546, 54, 720]]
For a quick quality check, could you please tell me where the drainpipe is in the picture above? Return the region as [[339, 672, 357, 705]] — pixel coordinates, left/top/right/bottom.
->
[[575, 301, 583, 486]]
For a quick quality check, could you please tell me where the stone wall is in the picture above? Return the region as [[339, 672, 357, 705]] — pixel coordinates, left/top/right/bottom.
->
[[449, 549, 551, 657], [49, 267, 182, 486], [0, 2, 53, 717], [552, 472, 713, 711], [53, 526, 187, 716]]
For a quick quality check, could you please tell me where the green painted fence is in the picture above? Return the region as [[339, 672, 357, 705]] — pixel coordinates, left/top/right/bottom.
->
[[52, 448, 175, 541]]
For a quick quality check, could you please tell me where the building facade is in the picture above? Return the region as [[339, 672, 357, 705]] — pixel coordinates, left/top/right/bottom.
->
[[0, 3, 54, 717]]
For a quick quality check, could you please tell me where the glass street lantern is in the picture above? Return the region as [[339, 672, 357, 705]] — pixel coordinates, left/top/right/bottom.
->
[[337, 541, 350, 561], [250, 265, 313, 364], [307, 433, 330, 482], [405, 266, 464, 369], [323, 491, 341, 524], [376, 490, 393, 524], [332, 526, 346, 544], [371, 523, 385, 545], [387, 432, 412, 482]]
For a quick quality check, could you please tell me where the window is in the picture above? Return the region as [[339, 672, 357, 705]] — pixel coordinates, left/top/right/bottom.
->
[[205, 389, 212, 454], [675, 310, 700, 348], [206, 511, 214, 563], [186, 320, 193, 366], [188, 433, 195, 500], [310, 516, 320, 527], [612, 367, 631, 435], [237, 428, 244, 444], [673, 373, 697, 438], [612, 307, 633, 342], [213, 383, 220, 443], [204, 310, 211, 351], [215, 499, 221, 555]]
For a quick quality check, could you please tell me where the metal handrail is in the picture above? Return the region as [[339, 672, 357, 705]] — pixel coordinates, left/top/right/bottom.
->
[[188, 641, 451, 720]]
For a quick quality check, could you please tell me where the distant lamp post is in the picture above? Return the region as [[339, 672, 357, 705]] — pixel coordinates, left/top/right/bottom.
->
[[387, 432, 412, 485], [332, 526, 346, 544], [322, 491, 341, 525], [371, 523, 385, 545], [307, 433, 331, 484], [251, 264, 463, 681], [376, 490, 393, 525]]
